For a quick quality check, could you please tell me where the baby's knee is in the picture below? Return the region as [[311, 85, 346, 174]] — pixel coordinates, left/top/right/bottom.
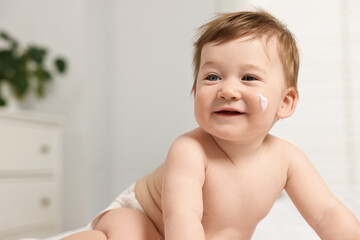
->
[[61, 230, 107, 240]]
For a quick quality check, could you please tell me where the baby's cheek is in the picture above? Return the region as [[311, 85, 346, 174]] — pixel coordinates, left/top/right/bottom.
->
[[247, 92, 268, 113], [259, 94, 268, 112], [193, 98, 205, 124]]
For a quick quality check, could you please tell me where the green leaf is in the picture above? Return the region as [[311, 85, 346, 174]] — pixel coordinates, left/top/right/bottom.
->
[[0, 50, 17, 79], [34, 67, 52, 82], [11, 71, 29, 98], [27, 46, 47, 65], [54, 58, 67, 73], [0, 32, 11, 41], [0, 32, 19, 50], [0, 97, 6, 106], [0, 51, 12, 72]]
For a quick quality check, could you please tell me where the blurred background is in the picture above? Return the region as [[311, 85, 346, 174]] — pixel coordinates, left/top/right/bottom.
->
[[0, 0, 359, 239]]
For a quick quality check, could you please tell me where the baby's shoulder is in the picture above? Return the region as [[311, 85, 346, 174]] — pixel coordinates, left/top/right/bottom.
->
[[173, 128, 213, 149], [266, 134, 306, 160], [169, 128, 213, 165]]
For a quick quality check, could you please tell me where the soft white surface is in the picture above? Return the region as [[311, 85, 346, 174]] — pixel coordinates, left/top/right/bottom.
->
[[21, 187, 360, 240]]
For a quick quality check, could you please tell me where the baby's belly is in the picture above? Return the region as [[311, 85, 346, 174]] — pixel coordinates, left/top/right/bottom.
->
[[202, 212, 258, 240], [201, 181, 282, 239]]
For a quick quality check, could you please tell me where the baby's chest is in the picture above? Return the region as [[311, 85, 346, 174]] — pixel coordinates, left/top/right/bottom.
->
[[201, 163, 286, 227]]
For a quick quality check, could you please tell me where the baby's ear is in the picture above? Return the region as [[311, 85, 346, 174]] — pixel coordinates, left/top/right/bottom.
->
[[276, 87, 298, 119]]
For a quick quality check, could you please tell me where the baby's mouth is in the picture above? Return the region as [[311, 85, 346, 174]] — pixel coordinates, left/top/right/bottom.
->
[[214, 110, 244, 116]]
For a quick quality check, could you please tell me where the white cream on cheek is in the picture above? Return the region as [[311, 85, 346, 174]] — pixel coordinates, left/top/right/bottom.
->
[[259, 94, 268, 112]]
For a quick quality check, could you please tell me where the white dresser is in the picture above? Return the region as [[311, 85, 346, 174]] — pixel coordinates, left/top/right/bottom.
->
[[0, 110, 63, 240]]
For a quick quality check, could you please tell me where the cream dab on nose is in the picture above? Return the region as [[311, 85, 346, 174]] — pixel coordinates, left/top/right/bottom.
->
[[259, 94, 268, 112]]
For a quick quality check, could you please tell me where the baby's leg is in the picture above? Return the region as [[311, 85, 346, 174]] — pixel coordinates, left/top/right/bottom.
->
[[94, 208, 161, 240], [61, 230, 107, 240]]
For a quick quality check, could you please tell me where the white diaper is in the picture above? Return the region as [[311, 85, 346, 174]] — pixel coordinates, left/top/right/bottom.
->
[[87, 183, 145, 229]]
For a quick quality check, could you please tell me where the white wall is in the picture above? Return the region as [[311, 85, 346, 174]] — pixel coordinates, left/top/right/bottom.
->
[[347, 0, 360, 185], [109, 0, 214, 197], [0, 0, 216, 231]]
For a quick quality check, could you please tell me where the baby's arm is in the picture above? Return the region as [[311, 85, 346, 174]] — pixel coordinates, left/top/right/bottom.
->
[[162, 135, 206, 240], [284, 143, 360, 239]]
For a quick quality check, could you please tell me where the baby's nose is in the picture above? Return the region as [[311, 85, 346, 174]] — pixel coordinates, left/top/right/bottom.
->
[[217, 81, 241, 100]]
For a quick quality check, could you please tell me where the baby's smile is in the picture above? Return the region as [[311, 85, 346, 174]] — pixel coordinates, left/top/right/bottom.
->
[[214, 108, 245, 117]]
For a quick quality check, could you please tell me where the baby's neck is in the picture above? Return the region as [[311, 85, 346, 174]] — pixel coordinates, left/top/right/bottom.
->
[[210, 133, 270, 164]]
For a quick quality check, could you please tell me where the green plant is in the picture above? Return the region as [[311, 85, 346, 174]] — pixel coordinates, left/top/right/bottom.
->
[[0, 31, 67, 107]]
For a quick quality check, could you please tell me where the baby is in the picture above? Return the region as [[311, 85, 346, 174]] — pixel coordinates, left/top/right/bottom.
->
[[63, 10, 360, 240]]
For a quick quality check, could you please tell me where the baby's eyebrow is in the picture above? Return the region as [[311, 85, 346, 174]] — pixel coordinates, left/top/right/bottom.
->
[[200, 61, 218, 70], [242, 63, 267, 75], [201, 61, 267, 75]]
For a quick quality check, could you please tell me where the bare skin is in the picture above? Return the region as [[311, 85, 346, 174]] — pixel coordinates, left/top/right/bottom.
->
[[62, 129, 360, 240], [61, 230, 107, 240], [136, 129, 290, 239], [62, 130, 290, 240], [62, 35, 360, 240]]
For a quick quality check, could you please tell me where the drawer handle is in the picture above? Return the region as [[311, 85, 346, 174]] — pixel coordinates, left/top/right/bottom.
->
[[40, 197, 51, 208], [40, 144, 51, 154]]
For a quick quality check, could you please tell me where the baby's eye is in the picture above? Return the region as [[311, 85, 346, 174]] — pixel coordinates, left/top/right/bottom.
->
[[242, 75, 258, 81], [205, 74, 221, 81]]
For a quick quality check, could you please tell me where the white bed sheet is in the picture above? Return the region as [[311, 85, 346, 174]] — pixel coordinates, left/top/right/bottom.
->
[[21, 186, 360, 240]]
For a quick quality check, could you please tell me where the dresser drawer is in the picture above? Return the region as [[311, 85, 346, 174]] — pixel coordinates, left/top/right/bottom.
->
[[0, 121, 59, 172], [0, 180, 60, 233]]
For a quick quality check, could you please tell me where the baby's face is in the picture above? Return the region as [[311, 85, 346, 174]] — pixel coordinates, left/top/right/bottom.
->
[[194, 35, 289, 141]]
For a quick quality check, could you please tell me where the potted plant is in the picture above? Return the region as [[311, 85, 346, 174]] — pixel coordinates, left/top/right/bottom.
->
[[0, 31, 67, 107]]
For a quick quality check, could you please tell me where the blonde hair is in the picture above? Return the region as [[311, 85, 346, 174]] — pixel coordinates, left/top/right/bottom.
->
[[192, 10, 299, 95]]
